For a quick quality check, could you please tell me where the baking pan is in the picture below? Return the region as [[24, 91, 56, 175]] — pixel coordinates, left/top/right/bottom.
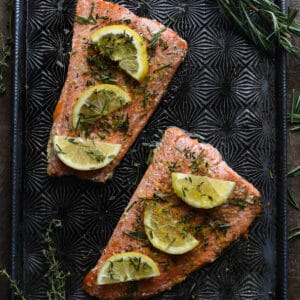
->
[[12, 0, 287, 298]]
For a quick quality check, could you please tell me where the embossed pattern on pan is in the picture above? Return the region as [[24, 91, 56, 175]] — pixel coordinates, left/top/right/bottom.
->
[[14, 0, 286, 299]]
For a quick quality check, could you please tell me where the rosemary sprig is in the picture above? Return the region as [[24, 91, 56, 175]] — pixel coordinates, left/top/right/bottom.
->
[[217, 0, 300, 56], [288, 188, 299, 210], [0, 269, 26, 300], [288, 227, 300, 241], [75, 3, 97, 25], [289, 89, 300, 131], [288, 166, 300, 177], [43, 219, 70, 300], [0, 0, 14, 95]]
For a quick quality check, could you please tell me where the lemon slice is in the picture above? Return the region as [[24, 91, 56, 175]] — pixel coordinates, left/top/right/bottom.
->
[[97, 252, 160, 285], [91, 25, 148, 82], [53, 136, 121, 171], [172, 173, 236, 209], [143, 202, 199, 255], [72, 84, 131, 129]]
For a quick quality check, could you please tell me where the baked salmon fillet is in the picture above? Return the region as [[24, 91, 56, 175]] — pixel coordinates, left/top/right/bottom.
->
[[83, 127, 262, 299], [47, 0, 187, 182]]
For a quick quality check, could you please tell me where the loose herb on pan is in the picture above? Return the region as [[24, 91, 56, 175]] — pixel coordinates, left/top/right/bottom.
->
[[289, 89, 300, 131], [288, 166, 300, 177], [0, 0, 13, 95], [288, 189, 299, 210], [43, 219, 70, 300], [0, 269, 26, 300], [217, 0, 300, 56], [288, 227, 300, 241]]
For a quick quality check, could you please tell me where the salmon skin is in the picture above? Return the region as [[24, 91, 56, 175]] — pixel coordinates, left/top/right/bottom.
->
[[83, 127, 262, 299], [46, 0, 187, 182]]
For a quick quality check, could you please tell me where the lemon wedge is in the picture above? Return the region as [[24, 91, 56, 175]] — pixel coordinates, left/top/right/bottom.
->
[[53, 136, 121, 171], [97, 252, 160, 285], [72, 84, 131, 129], [91, 25, 148, 82], [143, 202, 199, 255], [172, 173, 236, 209]]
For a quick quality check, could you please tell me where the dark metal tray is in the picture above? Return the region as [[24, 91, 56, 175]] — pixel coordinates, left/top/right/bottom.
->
[[12, 0, 287, 299]]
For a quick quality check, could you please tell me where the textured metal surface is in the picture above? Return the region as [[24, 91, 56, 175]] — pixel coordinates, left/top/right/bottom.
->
[[11, 0, 287, 299]]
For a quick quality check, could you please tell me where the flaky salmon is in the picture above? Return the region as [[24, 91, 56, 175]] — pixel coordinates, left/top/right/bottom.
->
[[47, 0, 187, 182], [83, 127, 262, 299]]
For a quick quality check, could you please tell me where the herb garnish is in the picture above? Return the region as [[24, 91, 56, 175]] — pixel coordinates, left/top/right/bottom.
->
[[217, 0, 300, 56], [0, 0, 13, 95], [86, 149, 105, 162], [189, 152, 205, 174], [146, 28, 167, 59], [125, 230, 148, 242], [154, 63, 172, 73], [229, 192, 252, 209], [139, 0, 152, 9], [0, 269, 26, 300], [54, 144, 66, 155], [289, 90, 300, 131], [76, 3, 97, 25], [288, 227, 300, 241], [43, 219, 70, 300]]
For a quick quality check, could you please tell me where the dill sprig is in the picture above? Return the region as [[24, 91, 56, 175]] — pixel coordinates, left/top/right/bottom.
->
[[217, 0, 300, 56], [43, 219, 70, 300], [0, 0, 14, 95], [0, 269, 26, 300]]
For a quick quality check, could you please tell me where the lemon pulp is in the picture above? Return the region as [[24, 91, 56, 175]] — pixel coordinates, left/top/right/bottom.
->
[[72, 84, 131, 129], [172, 173, 236, 209], [91, 25, 148, 82], [53, 135, 121, 171], [97, 252, 160, 285], [143, 202, 199, 255]]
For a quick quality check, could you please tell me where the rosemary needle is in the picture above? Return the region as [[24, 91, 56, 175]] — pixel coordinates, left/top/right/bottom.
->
[[288, 227, 300, 241], [217, 0, 300, 56]]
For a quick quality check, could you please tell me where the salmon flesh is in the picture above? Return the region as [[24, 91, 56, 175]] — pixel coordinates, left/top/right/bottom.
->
[[83, 127, 262, 299], [46, 0, 188, 182]]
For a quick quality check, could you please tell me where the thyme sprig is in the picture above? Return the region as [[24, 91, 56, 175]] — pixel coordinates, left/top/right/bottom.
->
[[217, 0, 300, 56], [43, 219, 70, 300], [0, 269, 26, 300]]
